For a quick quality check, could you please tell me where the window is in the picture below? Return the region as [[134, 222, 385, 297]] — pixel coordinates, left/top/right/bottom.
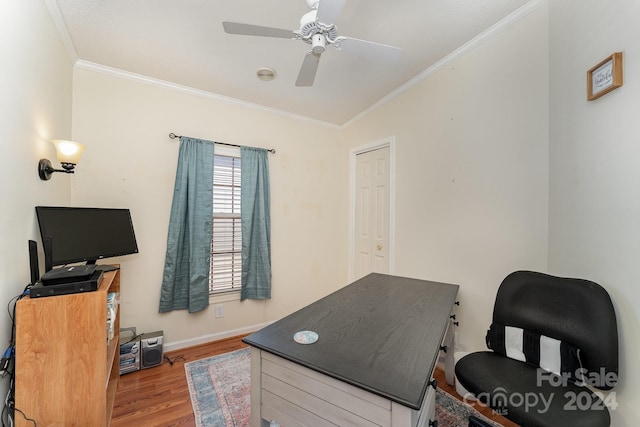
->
[[210, 152, 241, 294]]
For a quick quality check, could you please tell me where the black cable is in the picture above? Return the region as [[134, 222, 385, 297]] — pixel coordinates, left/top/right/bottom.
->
[[2, 285, 33, 427], [13, 407, 37, 426], [164, 354, 186, 366]]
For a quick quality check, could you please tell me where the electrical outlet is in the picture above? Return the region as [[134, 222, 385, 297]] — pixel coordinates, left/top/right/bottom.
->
[[215, 304, 224, 318]]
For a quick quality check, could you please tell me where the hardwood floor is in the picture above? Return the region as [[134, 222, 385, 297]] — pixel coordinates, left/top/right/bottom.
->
[[112, 334, 518, 427], [111, 334, 250, 427]]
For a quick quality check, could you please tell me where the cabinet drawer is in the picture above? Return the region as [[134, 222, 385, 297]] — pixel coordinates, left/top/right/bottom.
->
[[262, 352, 390, 426]]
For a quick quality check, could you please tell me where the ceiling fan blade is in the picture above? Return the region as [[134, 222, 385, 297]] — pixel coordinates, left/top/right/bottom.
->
[[316, 0, 346, 26], [295, 53, 320, 87], [222, 22, 296, 39], [338, 37, 402, 62]]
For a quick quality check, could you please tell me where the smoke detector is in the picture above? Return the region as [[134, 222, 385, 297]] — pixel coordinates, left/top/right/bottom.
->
[[256, 67, 276, 81]]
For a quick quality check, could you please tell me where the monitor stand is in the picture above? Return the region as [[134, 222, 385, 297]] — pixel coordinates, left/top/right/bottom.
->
[[95, 264, 119, 272], [90, 263, 120, 272]]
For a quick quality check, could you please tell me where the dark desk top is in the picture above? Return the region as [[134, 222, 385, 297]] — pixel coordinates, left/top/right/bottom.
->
[[243, 273, 459, 410]]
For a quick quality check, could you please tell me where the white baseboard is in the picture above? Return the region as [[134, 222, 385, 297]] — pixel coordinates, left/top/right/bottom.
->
[[163, 321, 272, 353]]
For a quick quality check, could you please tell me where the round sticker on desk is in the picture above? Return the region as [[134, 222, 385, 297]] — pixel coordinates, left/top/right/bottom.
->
[[293, 330, 318, 344]]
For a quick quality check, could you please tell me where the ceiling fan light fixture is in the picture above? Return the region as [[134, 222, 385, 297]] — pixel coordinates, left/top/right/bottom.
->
[[311, 33, 326, 54], [256, 67, 276, 81], [223, 0, 400, 88]]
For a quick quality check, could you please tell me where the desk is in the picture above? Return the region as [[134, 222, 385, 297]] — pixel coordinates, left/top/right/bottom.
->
[[243, 273, 459, 427]]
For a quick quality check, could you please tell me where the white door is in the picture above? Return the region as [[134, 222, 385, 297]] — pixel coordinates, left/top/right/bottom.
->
[[354, 146, 390, 280]]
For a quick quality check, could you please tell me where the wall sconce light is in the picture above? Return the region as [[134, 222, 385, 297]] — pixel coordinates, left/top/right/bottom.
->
[[38, 140, 86, 180]]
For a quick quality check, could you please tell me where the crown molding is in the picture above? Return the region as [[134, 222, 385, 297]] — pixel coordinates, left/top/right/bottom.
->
[[44, 0, 78, 63], [54, 0, 545, 130], [342, 0, 547, 129], [74, 60, 341, 130]]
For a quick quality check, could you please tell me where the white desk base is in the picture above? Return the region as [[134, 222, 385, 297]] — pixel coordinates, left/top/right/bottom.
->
[[250, 347, 437, 427]]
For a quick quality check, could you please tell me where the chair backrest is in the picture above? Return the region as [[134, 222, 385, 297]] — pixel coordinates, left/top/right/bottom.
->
[[493, 270, 618, 390]]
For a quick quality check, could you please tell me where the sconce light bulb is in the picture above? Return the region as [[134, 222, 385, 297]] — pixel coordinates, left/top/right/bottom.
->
[[52, 140, 85, 165]]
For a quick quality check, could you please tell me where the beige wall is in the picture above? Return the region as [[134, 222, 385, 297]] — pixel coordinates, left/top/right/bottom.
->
[[0, 0, 74, 403], [7, 0, 638, 422], [549, 0, 640, 424], [340, 4, 549, 352], [70, 68, 345, 349], [69, 0, 550, 357]]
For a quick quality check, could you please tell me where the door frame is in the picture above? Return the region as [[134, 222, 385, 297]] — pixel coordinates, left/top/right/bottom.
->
[[348, 136, 396, 281]]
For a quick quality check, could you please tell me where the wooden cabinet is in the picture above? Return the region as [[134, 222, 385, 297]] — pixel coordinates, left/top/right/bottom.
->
[[15, 268, 120, 426]]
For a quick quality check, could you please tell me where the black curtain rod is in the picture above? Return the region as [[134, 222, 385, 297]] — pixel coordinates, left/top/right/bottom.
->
[[169, 133, 275, 154]]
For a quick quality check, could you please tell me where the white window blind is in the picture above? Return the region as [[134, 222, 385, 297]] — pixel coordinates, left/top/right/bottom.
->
[[210, 154, 241, 294]]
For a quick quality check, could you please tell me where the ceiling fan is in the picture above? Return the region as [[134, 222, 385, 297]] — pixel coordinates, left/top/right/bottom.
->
[[222, 0, 402, 87]]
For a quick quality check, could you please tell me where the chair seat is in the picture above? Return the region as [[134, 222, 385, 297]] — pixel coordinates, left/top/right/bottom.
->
[[455, 352, 611, 427]]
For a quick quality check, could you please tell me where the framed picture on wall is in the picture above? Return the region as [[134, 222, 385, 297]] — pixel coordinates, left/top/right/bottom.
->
[[587, 52, 623, 101]]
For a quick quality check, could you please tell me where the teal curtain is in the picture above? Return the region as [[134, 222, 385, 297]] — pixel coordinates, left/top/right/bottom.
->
[[240, 147, 271, 301], [159, 137, 214, 313]]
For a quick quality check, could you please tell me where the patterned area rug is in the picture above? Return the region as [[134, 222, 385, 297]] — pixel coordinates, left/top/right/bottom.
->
[[185, 348, 251, 427], [436, 388, 502, 427], [185, 347, 502, 427]]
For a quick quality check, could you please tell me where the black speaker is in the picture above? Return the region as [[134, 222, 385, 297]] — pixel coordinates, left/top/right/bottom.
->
[[28, 240, 40, 285], [140, 330, 164, 369]]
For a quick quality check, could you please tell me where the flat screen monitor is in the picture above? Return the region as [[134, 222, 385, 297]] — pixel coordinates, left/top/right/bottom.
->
[[35, 206, 138, 268]]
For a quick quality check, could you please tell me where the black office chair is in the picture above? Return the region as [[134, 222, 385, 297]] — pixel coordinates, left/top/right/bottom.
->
[[455, 271, 618, 427]]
